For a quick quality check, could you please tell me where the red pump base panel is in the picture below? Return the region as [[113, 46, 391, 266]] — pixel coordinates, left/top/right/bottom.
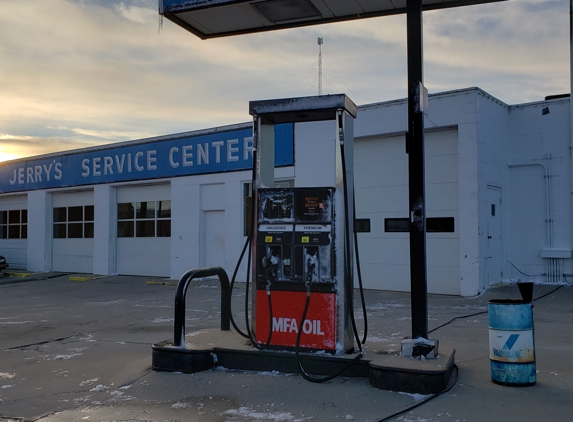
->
[[255, 290, 336, 351]]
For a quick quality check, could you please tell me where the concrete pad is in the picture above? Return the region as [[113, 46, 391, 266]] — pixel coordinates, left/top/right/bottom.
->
[[152, 329, 456, 394]]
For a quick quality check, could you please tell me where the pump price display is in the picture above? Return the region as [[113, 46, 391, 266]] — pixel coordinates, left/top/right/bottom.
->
[[295, 224, 331, 245], [259, 224, 293, 244]]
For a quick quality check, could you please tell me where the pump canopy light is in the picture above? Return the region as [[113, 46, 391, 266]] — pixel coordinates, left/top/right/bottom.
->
[[159, 0, 504, 39]]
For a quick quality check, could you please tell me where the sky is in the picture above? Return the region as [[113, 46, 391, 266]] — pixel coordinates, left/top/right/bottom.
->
[[0, 0, 569, 162]]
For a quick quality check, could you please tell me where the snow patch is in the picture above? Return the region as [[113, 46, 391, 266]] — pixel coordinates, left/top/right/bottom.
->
[[0, 373, 15, 379], [153, 317, 174, 323], [172, 401, 188, 409], [80, 378, 99, 387], [2, 385, 14, 389], [54, 353, 82, 360], [186, 330, 207, 337], [223, 407, 299, 421], [398, 391, 431, 401], [257, 370, 286, 377], [89, 384, 109, 392]]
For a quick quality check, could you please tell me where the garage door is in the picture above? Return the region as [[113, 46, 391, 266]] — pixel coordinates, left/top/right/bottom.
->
[[52, 191, 94, 273], [0, 195, 28, 270], [354, 129, 460, 295], [116, 184, 171, 277]]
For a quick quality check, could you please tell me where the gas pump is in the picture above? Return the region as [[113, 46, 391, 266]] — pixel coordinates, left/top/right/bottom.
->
[[248, 95, 358, 356]]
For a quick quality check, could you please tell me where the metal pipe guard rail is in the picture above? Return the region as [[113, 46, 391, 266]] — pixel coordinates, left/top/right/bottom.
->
[[174, 266, 231, 347]]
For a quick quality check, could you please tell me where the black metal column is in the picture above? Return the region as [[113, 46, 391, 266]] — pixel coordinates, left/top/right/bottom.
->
[[406, 0, 428, 339]]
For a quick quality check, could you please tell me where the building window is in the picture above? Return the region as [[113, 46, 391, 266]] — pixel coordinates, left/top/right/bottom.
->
[[384, 217, 455, 233], [53, 206, 94, 239], [355, 218, 371, 233], [0, 210, 27, 239], [427, 217, 455, 233], [117, 200, 171, 238]]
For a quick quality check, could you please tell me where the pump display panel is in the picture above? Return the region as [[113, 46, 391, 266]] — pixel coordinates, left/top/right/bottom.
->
[[256, 188, 335, 292], [255, 188, 338, 350]]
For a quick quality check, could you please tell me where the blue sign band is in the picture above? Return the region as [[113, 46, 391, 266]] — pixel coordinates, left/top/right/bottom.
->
[[0, 124, 294, 193]]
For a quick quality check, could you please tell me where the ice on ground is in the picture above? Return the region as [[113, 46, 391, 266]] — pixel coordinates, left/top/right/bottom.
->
[[256, 370, 294, 377], [153, 317, 174, 323], [398, 391, 431, 401], [369, 303, 407, 310], [2, 385, 14, 389], [0, 373, 15, 379], [54, 353, 82, 360], [366, 335, 399, 343], [223, 407, 300, 421], [186, 330, 207, 337]]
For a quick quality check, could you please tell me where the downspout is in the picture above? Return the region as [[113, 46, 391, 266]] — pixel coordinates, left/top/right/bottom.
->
[[570, 0, 573, 254]]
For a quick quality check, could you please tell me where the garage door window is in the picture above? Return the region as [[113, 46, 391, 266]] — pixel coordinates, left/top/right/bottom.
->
[[0, 209, 27, 239], [53, 206, 94, 239], [117, 200, 171, 238]]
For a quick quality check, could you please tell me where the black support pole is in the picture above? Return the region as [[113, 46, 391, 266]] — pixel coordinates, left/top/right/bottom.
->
[[406, 0, 428, 339]]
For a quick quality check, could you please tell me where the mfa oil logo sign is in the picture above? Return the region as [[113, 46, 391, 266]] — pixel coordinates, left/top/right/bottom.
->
[[255, 290, 336, 350], [489, 331, 535, 363]]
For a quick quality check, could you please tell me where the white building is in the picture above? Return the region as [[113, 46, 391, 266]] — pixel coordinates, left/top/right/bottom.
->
[[0, 87, 570, 296]]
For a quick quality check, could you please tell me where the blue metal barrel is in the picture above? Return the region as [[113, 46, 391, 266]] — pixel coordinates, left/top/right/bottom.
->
[[488, 299, 536, 386]]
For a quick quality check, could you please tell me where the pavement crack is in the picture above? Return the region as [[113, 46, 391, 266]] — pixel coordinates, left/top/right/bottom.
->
[[3, 335, 79, 351], [91, 338, 151, 345]]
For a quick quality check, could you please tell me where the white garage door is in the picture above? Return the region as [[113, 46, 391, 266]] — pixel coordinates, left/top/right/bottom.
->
[[52, 191, 94, 273], [116, 184, 171, 277], [0, 195, 28, 270], [354, 129, 460, 295]]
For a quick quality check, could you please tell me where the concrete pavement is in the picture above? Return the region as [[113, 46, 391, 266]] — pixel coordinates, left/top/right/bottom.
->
[[1, 272, 572, 421]]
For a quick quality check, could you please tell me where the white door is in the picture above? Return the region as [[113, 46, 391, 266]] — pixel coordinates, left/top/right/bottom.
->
[[202, 210, 226, 269], [52, 191, 94, 273], [116, 184, 171, 277], [353, 129, 460, 294], [486, 186, 503, 287]]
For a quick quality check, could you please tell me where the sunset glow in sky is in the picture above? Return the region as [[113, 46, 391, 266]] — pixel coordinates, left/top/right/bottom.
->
[[0, 0, 569, 162]]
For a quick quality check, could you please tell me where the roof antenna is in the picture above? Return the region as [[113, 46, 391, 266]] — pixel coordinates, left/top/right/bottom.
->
[[318, 37, 323, 96]]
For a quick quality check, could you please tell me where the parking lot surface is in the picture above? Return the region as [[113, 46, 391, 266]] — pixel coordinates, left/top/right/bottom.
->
[[1, 273, 572, 421]]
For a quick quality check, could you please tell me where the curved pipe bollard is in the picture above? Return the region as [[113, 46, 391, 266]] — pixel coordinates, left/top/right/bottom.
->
[[174, 266, 231, 347]]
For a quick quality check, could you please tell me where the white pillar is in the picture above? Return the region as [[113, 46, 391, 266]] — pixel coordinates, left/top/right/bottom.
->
[[93, 184, 117, 275], [27, 190, 52, 272]]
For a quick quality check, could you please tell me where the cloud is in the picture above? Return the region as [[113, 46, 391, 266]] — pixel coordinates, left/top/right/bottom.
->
[[114, 1, 156, 24], [0, 132, 101, 161], [69, 128, 157, 140], [0, 0, 570, 161]]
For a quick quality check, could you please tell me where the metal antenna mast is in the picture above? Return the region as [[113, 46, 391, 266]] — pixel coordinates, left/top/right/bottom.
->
[[318, 37, 323, 95]]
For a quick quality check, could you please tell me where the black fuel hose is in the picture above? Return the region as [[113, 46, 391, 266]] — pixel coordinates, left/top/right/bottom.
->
[[228, 135, 274, 350], [294, 111, 365, 382]]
